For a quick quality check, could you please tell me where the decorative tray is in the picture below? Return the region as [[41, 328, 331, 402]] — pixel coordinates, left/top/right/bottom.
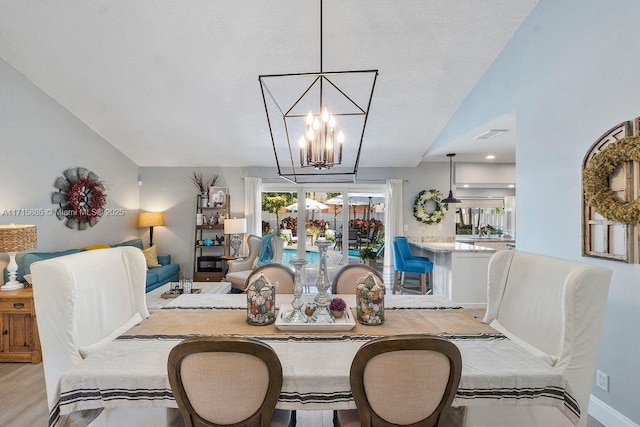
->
[[161, 288, 202, 299], [275, 303, 356, 331]]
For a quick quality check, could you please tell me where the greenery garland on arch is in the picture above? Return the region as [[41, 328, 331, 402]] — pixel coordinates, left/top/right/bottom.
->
[[413, 189, 448, 224], [583, 136, 640, 224]]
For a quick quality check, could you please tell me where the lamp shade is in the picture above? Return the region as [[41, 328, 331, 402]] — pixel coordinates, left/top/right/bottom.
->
[[138, 212, 165, 227], [0, 224, 37, 253], [224, 218, 247, 235]]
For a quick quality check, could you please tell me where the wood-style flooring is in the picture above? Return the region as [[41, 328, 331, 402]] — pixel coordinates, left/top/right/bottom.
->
[[0, 362, 606, 427]]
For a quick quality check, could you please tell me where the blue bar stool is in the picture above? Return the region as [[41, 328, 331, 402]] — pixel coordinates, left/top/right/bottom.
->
[[392, 236, 434, 295]]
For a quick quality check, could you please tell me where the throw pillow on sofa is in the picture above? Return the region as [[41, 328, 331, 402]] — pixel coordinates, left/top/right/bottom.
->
[[142, 246, 161, 268], [81, 243, 111, 251]]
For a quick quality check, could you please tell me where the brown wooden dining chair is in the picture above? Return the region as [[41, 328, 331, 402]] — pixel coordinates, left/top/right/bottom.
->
[[246, 263, 295, 294], [336, 335, 462, 427], [167, 336, 293, 427], [331, 264, 383, 294]]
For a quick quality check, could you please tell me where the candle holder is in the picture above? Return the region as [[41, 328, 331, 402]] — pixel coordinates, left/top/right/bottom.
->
[[311, 239, 333, 323], [286, 257, 308, 323]]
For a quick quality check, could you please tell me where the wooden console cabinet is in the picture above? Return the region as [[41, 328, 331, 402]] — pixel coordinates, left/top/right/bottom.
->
[[0, 287, 42, 363]]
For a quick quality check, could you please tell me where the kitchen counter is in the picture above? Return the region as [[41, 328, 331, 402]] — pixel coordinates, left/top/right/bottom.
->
[[409, 241, 495, 308], [456, 238, 515, 243], [455, 238, 515, 251], [411, 241, 496, 253]]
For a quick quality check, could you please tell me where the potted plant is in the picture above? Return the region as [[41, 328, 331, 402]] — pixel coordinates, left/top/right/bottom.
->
[[359, 246, 378, 267], [329, 297, 347, 318]]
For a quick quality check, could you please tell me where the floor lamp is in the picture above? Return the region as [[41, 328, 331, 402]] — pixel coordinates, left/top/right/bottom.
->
[[0, 224, 37, 291], [138, 212, 164, 247]]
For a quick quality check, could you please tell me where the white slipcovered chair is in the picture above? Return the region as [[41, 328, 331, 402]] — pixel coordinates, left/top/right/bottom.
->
[[464, 250, 612, 427], [226, 234, 284, 292], [31, 246, 177, 426]]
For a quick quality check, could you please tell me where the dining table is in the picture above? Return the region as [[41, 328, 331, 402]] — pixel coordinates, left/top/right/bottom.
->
[[50, 293, 580, 427]]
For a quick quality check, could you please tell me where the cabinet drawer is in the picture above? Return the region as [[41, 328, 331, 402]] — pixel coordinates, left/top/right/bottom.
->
[[0, 298, 32, 313], [193, 272, 223, 282]]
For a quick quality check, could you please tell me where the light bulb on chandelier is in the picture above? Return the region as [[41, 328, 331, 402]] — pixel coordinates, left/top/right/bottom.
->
[[299, 108, 344, 170]]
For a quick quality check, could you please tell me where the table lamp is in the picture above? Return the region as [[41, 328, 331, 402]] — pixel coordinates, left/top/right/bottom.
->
[[0, 224, 37, 291], [138, 212, 164, 247], [224, 218, 247, 257]]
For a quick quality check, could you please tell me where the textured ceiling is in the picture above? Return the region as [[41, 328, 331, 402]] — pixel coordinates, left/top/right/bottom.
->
[[0, 0, 537, 167]]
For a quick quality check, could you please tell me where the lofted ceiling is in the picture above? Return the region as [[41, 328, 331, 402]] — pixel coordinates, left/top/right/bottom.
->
[[0, 0, 536, 168]]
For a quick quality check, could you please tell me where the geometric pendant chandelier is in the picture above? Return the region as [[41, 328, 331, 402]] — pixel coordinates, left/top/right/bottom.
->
[[259, 0, 378, 184]]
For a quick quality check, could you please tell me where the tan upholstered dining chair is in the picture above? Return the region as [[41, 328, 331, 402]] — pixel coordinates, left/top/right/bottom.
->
[[331, 264, 383, 294], [336, 335, 462, 427], [246, 263, 295, 294], [167, 336, 292, 427]]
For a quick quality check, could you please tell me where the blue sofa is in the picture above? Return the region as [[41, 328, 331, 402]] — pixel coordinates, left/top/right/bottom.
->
[[2, 238, 179, 293]]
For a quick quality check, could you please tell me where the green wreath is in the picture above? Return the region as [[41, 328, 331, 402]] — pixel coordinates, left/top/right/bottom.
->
[[583, 136, 640, 224], [413, 189, 448, 224]]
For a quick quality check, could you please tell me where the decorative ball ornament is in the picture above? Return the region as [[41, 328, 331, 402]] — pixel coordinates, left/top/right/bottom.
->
[[52, 167, 107, 230], [413, 189, 448, 224], [583, 136, 640, 224]]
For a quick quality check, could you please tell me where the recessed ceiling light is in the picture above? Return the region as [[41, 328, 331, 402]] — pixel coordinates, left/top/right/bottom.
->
[[463, 184, 469, 188], [486, 155, 496, 160], [508, 184, 515, 188], [473, 129, 508, 140]]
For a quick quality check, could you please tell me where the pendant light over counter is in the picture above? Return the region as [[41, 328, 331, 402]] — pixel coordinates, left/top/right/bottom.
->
[[442, 153, 461, 204]]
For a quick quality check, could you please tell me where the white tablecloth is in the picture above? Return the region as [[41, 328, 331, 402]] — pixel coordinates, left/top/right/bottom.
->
[[51, 294, 579, 426]]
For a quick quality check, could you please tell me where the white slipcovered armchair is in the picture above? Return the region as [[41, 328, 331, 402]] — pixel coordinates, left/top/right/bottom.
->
[[464, 250, 612, 427], [31, 246, 177, 426], [226, 234, 284, 292]]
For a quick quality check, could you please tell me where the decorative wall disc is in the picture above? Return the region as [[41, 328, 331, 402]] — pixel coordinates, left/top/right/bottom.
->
[[52, 167, 107, 230]]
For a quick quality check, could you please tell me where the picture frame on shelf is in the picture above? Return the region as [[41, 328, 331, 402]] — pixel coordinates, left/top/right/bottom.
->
[[208, 187, 227, 207]]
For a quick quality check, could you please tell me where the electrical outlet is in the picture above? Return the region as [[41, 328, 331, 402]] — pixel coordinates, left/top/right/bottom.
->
[[404, 224, 409, 232], [596, 370, 609, 391]]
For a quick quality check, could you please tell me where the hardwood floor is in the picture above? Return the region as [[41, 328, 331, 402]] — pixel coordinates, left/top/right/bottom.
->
[[0, 362, 606, 427], [0, 363, 49, 427]]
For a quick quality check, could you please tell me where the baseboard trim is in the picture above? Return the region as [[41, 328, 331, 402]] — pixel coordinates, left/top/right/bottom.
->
[[460, 303, 487, 309], [589, 395, 639, 427]]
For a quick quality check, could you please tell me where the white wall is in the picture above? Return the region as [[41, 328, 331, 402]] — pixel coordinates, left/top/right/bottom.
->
[[435, 0, 640, 423], [138, 166, 248, 277], [455, 162, 515, 185], [0, 57, 140, 267]]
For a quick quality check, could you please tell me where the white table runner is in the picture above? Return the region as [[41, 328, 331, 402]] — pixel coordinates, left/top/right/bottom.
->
[[161, 293, 462, 310]]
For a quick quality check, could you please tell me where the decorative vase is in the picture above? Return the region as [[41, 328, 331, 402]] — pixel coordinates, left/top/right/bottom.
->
[[246, 275, 276, 326], [331, 310, 344, 318], [199, 192, 209, 208], [356, 275, 385, 325], [311, 239, 333, 323], [286, 258, 308, 323]]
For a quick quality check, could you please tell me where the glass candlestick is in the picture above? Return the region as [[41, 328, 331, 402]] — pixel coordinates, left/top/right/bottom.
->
[[286, 257, 308, 323], [311, 239, 333, 323]]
